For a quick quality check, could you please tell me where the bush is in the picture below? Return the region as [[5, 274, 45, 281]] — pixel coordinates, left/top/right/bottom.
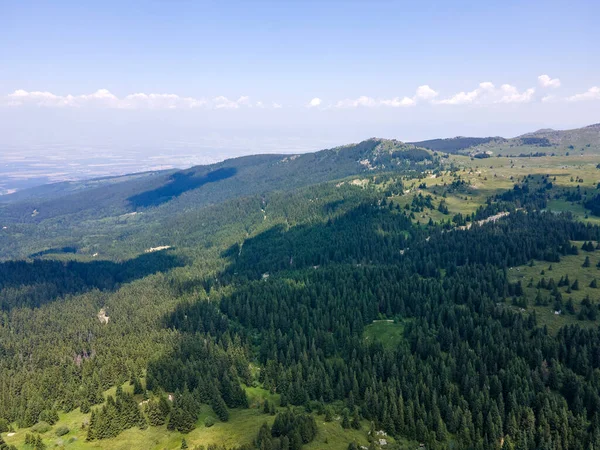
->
[[55, 426, 70, 437], [204, 416, 215, 428], [31, 421, 52, 434]]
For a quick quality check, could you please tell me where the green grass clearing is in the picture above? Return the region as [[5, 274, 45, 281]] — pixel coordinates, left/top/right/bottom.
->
[[364, 320, 406, 349]]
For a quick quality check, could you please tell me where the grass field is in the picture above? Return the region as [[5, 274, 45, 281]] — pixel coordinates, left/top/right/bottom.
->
[[507, 241, 600, 333], [372, 153, 600, 226]]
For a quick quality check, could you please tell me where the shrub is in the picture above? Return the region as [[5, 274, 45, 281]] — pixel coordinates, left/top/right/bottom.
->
[[204, 416, 215, 428], [31, 421, 52, 434], [55, 426, 70, 437]]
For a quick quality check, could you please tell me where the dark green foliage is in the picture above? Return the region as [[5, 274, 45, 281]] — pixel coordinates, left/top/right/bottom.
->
[[129, 168, 238, 209], [437, 200, 449, 214], [408, 136, 501, 154], [38, 409, 58, 425], [143, 206, 600, 448], [166, 387, 202, 433], [584, 194, 600, 217], [341, 410, 350, 429], [266, 409, 318, 449], [582, 241, 596, 252], [86, 386, 145, 440], [145, 399, 167, 426], [0, 251, 183, 310], [132, 377, 144, 395], [521, 137, 551, 146]]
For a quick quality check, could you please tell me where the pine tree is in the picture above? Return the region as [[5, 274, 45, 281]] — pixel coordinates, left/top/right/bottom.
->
[[341, 409, 351, 429], [133, 377, 144, 395], [351, 407, 361, 430]]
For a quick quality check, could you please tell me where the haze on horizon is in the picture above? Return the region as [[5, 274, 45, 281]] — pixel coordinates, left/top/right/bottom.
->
[[1, 0, 599, 191]]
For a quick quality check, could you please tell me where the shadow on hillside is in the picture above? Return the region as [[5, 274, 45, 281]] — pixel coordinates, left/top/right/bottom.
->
[[219, 203, 418, 281], [0, 249, 185, 310], [128, 167, 238, 209]]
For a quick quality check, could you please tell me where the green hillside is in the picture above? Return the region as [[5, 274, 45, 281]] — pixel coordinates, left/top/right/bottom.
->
[[3, 126, 600, 450]]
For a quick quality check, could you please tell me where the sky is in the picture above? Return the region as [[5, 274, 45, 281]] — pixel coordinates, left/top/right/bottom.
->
[[1, 0, 599, 160]]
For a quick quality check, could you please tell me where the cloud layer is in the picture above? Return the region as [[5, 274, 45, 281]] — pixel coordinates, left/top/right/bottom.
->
[[3, 75, 598, 112], [4, 89, 277, 110], [320, 74, 597, 108], [330, 85, 438, 109], [567, 86, 600, 102]]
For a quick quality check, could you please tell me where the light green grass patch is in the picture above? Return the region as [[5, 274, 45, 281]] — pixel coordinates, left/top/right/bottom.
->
[[364, 320, 405, 349]]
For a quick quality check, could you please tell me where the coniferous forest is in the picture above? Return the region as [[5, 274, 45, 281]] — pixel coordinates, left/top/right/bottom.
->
[[3, 138, 600, 449]]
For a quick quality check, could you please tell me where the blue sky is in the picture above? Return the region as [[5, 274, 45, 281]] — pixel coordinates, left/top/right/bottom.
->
[[1, 0, 599, 154]]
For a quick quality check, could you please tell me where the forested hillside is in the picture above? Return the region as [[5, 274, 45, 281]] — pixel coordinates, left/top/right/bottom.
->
[[3, 131, 600, 449]]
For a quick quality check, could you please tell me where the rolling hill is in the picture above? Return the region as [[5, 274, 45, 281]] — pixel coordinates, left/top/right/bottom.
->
[[410, 123, 600, 157], [3, 125, 600, 450]]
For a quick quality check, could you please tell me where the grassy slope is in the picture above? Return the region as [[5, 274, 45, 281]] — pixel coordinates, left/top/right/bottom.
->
[[507, 242, 600, 333], [380, 154, 600, 225], [3, 382, 387, 450]]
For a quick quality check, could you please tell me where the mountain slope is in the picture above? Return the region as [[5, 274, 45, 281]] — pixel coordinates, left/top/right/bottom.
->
[[0, 139, 431, 224], [4, 127, 600, 449], [410, 123, 600, 156]]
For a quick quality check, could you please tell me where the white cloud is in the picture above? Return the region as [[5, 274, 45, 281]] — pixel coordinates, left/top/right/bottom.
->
[[437, 82, 495, 105], [381, 97, 416, 107], [307, 97, 322, 108], [538, 74, 561, 88], [121, 93, 206, 109], [567, 86, 600, 102], [272, 102, 282, 109], [497, 85, 535, 103], [214, 95, 251, 109], [415, 85, 438, 100], [7, 88, 120, 107], [4, 89, 278, 110], [333, 95, 416, 109], [334, 96, 378, 108], [332, 85, 437, 109]]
